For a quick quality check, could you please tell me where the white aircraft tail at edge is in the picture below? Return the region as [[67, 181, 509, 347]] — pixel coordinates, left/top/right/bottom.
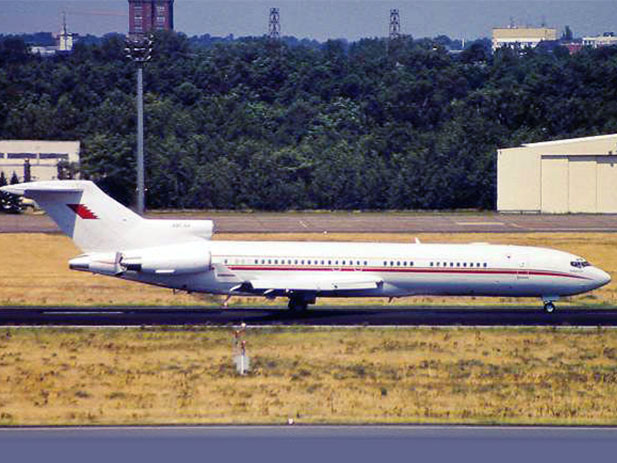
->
[[2, 180, 611, 313], [3, 180, 214, 252]]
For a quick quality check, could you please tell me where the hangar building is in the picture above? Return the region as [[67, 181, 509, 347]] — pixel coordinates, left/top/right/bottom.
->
[[0, 140, 80, 183], [497, 134, 617, 213]]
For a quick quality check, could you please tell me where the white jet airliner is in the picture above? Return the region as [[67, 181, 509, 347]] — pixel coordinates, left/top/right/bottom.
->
[[2, 180, 611, 313]]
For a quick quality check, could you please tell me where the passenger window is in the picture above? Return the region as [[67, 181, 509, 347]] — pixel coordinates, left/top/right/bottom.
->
[[328, 260, 332, 265], [463, 263, 467, 267], [254, 259, 258, 264], [483, 263, 487, 268]]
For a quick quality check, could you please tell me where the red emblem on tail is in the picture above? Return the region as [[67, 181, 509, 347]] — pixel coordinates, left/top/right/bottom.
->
[[67, 204, 98, 219]]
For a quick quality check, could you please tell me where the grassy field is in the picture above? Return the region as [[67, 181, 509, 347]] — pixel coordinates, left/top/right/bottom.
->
[[0, 232, 616, 426], [0, 232, 614, 306], [1, 326, 617, 425]]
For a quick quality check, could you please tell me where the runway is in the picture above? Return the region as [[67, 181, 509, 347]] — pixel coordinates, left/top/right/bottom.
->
[[1, 425, 616, 463], [2, 211, 617, 234], [2, 305, 617, 326]]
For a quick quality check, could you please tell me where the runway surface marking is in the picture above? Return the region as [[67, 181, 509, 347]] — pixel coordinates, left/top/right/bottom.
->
[[2, 424, 617, 434], [456, 221, 505, 226]]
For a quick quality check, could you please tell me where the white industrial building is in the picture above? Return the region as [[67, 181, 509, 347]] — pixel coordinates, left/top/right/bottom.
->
[[0, 140, 80, 182], [497, 134, 617, 213], [492, 27, 557, 51], [28, 13, 76, 56], [582, 32, 617, 48]]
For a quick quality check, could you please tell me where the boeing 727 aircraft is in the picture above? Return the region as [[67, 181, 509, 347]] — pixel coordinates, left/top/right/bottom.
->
[[2, 180, 611, 313]]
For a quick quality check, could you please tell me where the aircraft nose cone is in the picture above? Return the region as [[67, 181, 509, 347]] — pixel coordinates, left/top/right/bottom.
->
[[594, 268, 611, 288]]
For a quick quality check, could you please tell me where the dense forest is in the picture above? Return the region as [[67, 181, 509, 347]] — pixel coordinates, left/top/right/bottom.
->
[[1, 32, 617, 210]]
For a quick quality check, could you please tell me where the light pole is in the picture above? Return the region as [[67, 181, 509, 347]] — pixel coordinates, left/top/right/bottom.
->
[[125, 36, 153, 215]]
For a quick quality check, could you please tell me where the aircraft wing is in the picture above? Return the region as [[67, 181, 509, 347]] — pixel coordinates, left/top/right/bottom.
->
[[248, 275, 382, 292]]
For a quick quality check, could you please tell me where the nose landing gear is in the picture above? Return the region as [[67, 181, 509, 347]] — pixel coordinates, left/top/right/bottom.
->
[[543, 301, 556, 313]]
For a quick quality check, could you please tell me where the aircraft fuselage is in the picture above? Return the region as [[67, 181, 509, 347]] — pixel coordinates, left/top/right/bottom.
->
[[119, 240, 610, 301]]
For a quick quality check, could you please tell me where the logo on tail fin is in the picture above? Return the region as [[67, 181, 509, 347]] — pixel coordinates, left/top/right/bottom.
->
[[67, 204, 98, 219]]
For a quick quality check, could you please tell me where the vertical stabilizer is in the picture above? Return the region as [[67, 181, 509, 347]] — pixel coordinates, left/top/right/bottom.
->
[[1, 180, 143, 252]]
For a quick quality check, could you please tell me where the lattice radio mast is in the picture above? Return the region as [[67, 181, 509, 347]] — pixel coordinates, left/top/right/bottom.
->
[[389, 9, 401, 40], [269, 7, 281, 40]]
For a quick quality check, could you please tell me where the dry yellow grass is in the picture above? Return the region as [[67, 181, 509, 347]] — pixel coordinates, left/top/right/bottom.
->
[[0, 232, 614, 306], [1, 232, 615, 426], [1, 327, 617, 425]]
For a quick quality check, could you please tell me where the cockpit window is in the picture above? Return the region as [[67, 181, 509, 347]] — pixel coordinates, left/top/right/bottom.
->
[[571, 260, 591, 269]]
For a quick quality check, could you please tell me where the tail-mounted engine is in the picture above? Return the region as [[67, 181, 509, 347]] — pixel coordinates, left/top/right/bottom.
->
[[69, 252, 123, 276], [69, 242, 212, 276]]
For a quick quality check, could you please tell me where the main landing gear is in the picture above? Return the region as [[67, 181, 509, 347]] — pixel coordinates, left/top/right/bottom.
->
[[287, 294, 315, 312]]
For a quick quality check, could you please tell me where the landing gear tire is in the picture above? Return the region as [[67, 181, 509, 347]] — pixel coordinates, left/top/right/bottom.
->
[[543, 301, 556, 314], [288, 297, 309, 312]]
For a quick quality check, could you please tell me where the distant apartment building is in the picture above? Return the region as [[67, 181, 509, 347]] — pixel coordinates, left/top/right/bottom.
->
[[128, 0, 174, 38], [492, 27, 557, 51], [0, 141, 80, 182], [582, 32, 617, 48]]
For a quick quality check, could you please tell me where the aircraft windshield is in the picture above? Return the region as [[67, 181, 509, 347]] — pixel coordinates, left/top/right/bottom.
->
[[570, 260, 591, 269]]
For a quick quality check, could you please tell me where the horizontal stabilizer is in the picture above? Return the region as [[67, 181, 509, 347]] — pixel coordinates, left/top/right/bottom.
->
[[1, 181, 85, 196], [1, 181, 215, 252]]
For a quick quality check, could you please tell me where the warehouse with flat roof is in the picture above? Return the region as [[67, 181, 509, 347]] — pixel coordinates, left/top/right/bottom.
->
[[0, 140, 80, 182], [497, 134, 617, 213], [492, 27, 557, 51]]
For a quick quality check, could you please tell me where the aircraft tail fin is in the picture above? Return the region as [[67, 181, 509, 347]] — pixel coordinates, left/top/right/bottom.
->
[[2, 180, 214, 252], [2, 180, 143, 252]]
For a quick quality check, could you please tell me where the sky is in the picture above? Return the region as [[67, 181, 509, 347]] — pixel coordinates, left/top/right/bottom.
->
[[1, 1, 617, 41]]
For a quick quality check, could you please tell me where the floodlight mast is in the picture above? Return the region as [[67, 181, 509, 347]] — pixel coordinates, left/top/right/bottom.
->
[[124, 36, 153, 216]]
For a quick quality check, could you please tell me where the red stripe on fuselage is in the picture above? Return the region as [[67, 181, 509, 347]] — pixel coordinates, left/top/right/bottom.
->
[[226, 266, 591, 280]]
